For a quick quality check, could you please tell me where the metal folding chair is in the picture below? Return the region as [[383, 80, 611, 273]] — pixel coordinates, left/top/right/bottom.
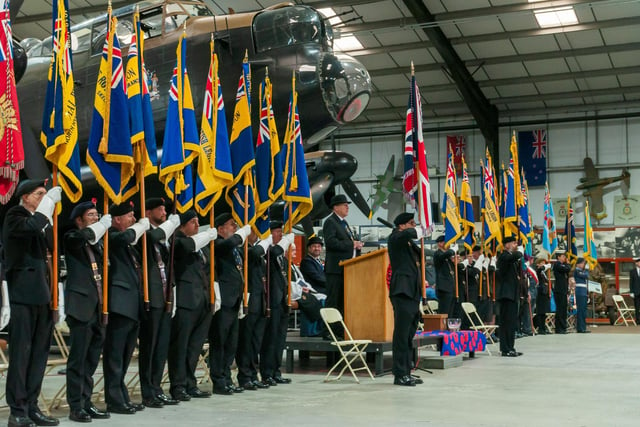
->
[[612, 295, 637, 326], [319, 308, 374, 383], [461, 302, 498, 355]]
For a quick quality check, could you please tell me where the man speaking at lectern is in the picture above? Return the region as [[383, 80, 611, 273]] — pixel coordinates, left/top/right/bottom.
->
[[388, 212, 424, 387]]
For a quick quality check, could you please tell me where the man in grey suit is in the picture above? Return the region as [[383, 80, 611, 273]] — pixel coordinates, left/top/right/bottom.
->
[[322, 195, 363, 318]]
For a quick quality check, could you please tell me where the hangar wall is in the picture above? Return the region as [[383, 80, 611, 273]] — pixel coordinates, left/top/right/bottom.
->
[[323, 115, 640, 229]]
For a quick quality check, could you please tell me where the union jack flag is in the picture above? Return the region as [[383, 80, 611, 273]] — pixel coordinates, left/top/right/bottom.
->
[[518, 128, 547, 187], [532, 129, 547, 159]]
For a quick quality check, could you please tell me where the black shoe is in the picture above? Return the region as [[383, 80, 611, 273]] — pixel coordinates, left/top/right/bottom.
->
[[262, 377, 277, 387], [410, 374, 424, 384], [127, 402, 145, 412], [273, 376, 291, 384], [253, 380, 269, 389], [393, 375, 416, 386], [106, 404, 136, 415], [28, 410, 59, 426], [171, 390, 191, 402], [501, 351, 518, 357], [557, 330, 568, 334], [241, 382, 258, 391], [516, 351, 523, 356], [68, 409, 91, 423], [84, 405, 110, 419], [187, 388, 211, 398], [156, 394, 179, 406], [8, 415, 36, 427], [578, 330, 591, 333], [212, 386, 233, 396], [142, 397, 164, 408]]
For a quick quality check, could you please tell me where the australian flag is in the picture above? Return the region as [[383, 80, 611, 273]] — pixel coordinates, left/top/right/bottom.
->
[[518, 129, 547, 187]]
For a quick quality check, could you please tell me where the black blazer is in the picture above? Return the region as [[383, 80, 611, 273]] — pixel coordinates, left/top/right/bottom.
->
[[433, 248, 455, 293], [322, 213, 354, 275], [2, 206, 52, 305], [630, 267, 640, 295], [247, 244, 267, 314], [388, 228, 421, 301], [213, 234, 244, 309], [536, 266, 550, 296], [466, 264, 480, 300], [173, 230, 210, 311], [266, 245, 287, 308], [138, 227, 169, 309], [299, 254, 326, 294], [496, 250, 523, 302], [552, 262, 571, 294], [64, 227, 103, 322], [107, 227, 142, 321]]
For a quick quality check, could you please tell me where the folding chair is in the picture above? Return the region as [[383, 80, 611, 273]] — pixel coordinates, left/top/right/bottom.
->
[[319, 308, 374, 383], [427, 300, 439, 314], [612, 295, 637, 326], [461, 302, 498, 356], [545, 313, 556, 334]]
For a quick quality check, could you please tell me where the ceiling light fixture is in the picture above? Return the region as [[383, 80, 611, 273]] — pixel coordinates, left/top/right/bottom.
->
[[534, 6, 579, 28]]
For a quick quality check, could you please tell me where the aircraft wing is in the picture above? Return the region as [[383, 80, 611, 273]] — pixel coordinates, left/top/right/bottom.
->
[[583, 157, 599, 181]]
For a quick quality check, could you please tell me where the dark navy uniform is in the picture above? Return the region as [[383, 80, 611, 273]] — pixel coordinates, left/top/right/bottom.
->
[[496, 248, 523, 354]]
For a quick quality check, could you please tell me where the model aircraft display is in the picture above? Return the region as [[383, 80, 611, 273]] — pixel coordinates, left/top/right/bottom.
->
[[576, 157, 631, 221], [9, 0, 373, 226]]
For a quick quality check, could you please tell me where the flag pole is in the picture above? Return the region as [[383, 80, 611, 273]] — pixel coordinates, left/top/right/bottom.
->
[[138, 143, 149, 311], [287, 202, 293, 310], [51, 167, 59, 318], [242, 171, 249, 315], [102, 194, 109, 325], [209, 207, 216, 312], [165, 193, 177, 314]]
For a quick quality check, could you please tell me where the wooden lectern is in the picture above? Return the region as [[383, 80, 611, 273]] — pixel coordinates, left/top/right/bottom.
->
[[340, 248, 394, 341]]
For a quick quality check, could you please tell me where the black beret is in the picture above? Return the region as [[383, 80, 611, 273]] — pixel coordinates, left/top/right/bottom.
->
[[270, 220, 283, 230], [576, 257, 585, 265], [307, 236, 323, 247], [70, 200, 97, 221], [214, 212, 233, 228], [472, 245, 482, 252], [459, 248, 468, 256], [329, 194, 351, 207], [15, 179, 47, 198], [393, 212, 414, 226], [502, 236, 517, 244], [110, 201, 134, 217], [179, 210, 197, 226], [435, 235, 445, 243], [146, 197, 165, 210]]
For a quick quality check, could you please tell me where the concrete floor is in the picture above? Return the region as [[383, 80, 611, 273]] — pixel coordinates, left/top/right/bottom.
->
[[3, 325, 639, 426]]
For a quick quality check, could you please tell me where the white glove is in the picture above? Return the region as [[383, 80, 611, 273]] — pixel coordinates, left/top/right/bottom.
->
[[415, 227, 424, 240], [278, 233, 295, 251], [517, 245, 524, 253], [213, 281, 221, 314], [631, 293, 635, 298], [158, 214, 180, 241], [57, 282, 66, 325], [584, 263, 590, 271], [47, 186, 62, 203], [450, 244, 458, 252], [234, 224, 252, 244], [87, 214, 111, 244], [129, 218, 150, 245], [490, 256, 497, 268], [474, 254, 485, 269], [191, 230, 214, 252], [461, 259, 469, 268], [544, 263, 552, 271], [171, 287, 177, 318], [482, 257, 490, 270], [207, 227, 218, 241], [1, 280, 10, 331], [258, 235, 273, 252]]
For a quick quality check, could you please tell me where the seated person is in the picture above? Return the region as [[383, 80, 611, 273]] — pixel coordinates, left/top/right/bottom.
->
[[299, 236, 327, 294], [290, 245, 326, 337]]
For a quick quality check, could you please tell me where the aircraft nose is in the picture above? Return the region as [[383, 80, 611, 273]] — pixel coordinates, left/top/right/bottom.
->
[[319, 53, 371, 123]]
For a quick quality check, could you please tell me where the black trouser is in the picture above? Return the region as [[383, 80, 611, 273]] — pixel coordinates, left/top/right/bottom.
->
[[326, 272, 345, 314], [535, 294, 550, 332], [436, 289, 454, 318], [498, 299, 518, 354], [555, 291, 568, 332], [66, 313, 105, 411], [138, 307, 171, 399], [103, 313, 139, 406], [6, 303, 53, 417], [168, 301, 210, 395], [208, 304, 240, 390], [477, 298, 493, 323], [390, 295, 420, 378], [236, 311, 267, 385], [260, 305, 288, 380], [635, 295, 640, 323]]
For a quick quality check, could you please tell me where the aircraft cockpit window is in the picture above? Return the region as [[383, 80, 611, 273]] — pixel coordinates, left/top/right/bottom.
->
[[90, 15, 135, 56], [164, 2, 212, 30], [253, 6, 324, 53]]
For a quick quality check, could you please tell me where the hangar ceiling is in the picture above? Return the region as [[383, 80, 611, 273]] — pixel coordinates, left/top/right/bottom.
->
[[10, 0, 640, 128]]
